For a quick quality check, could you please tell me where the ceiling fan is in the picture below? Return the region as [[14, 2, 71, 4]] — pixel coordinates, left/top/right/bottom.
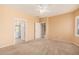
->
[[37, 4, 49, 15]]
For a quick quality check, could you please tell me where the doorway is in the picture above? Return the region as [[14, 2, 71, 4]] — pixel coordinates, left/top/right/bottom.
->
[[35, 23, 46, 39], [14, 18, 25, 44]]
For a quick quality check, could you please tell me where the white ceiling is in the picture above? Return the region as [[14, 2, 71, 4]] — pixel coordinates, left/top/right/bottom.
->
[[5, 4, 79, 18]]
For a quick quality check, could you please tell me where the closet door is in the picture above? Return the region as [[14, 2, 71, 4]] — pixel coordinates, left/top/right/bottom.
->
[[35, 23, 42, 39]]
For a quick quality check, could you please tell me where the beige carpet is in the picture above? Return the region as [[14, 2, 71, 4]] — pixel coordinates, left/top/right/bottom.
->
[[0, 39, 79, 55]]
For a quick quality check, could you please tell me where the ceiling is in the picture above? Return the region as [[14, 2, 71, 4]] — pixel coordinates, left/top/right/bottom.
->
[[5, 4, 79, 18]]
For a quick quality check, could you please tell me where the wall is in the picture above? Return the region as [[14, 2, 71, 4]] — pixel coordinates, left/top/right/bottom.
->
[[72, 9, 79, 46], [0, 5, 39, 48], [47, 9, 79, 44]]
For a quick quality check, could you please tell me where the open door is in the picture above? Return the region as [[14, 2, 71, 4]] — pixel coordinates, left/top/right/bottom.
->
[[35, 23, 46, 39], [14, 19, 25, 44], [35, 23, 42, 39]]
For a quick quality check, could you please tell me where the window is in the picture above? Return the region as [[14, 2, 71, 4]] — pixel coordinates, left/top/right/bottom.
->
[[75, 16, 79, 37]]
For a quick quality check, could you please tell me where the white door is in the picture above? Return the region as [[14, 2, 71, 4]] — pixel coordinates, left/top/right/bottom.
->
[[35, 23, 42, 39]]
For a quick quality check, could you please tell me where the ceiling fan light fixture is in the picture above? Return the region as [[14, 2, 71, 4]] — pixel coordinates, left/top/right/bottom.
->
[[38, 4, 48, 14]]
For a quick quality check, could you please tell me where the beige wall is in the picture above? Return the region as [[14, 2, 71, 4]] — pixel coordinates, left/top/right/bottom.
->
[[47, 9, 79, 45], [0, 5, 39, 48]]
